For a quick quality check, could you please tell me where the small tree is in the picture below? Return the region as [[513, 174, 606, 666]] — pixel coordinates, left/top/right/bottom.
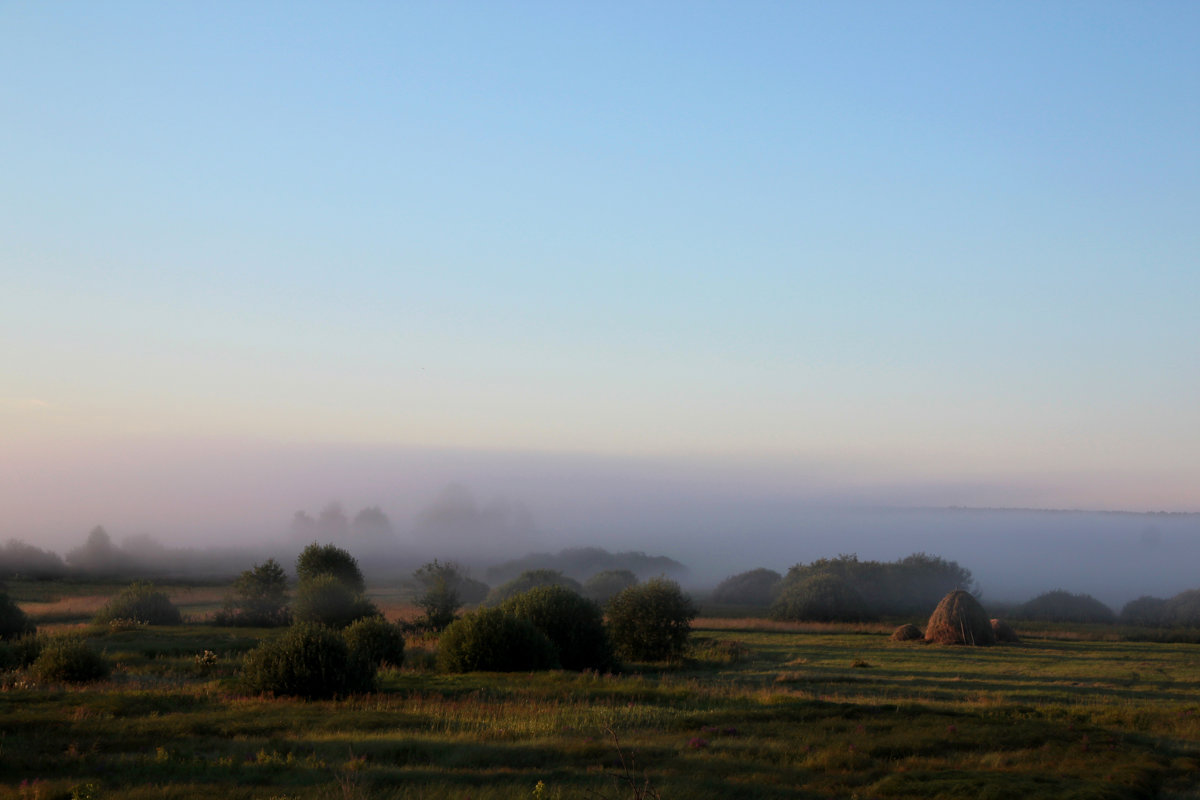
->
[[296, 542, 365, 594], [606, 578, 696, 662], [413, 560, 465, 631], [216, 559, 290, 626], [291, 574, 379, 629]]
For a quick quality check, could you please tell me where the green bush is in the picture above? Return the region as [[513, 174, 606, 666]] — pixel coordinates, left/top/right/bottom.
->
[[583, 570, 639, 605], [344, 616, 406, 668], [436, 608, 559, 672], [0, 633, 44, 671], [770, 573, 868, 622], [93, 582, 182, 626], [296, 542, 365, 593], [215, 558, 290, 627], [291, 574, 379, 629], [499, 585, 615, 671], [242, 622, 375, 699], [31, 636, 110, 683], [486, 569, 583, 606], [711, 568, 782, 607], [606, 578, 697, 662], [0, 592, 35, 640], [1011, 590, 1115, 624]]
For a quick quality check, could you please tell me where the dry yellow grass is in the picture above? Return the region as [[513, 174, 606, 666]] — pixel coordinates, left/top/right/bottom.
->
[[20, 594, 111, 621]]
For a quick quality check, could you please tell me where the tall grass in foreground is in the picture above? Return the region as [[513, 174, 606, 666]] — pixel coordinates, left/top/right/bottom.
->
[[1, 581, 1199, 798]]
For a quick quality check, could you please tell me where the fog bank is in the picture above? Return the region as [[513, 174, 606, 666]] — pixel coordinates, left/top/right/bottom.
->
[[3, 439, 1196, 607]]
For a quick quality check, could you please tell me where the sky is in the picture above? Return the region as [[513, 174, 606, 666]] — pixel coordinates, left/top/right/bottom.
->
[[2, 2, 1198, 547]]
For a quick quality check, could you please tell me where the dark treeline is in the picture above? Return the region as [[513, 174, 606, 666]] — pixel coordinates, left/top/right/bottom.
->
[[713, 553, 977, 622], [484, 547, 687, 585]]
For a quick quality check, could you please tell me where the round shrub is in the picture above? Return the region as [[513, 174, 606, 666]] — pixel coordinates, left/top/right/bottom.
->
[[436, 608, 559, 673], [291, 574, 379, 629], [770, 573, 867, 623], [606, 578, 697, 662], [711, 568, 782, 607], [93, 582, 182, 626], [242, 622, 375, 699], [0, 592, 35, 640], [499, 586, 614, 671], [1011, 590, 1115, 624], [296, 542, 365, 594], [31, 636, 110, 683], [344, 616, 406, 668]]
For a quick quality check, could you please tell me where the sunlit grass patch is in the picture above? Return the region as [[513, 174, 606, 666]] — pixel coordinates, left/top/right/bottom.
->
[[2, 601, 1200, 798]]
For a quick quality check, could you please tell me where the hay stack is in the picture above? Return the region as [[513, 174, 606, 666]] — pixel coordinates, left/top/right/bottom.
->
[[924, 590, 995, 646], [891, 623, 923, 642], [990, 618, 1020, 643]]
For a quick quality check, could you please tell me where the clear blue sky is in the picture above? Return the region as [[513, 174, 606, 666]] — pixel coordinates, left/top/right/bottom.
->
[[2, 1, 1198, 519]]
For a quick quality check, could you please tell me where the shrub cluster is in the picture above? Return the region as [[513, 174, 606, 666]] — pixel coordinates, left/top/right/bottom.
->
[[771, 553, 975, 622], [93, 582, 182, 626], [499, 585, 615, 671], [606, 578, 696, 662], [0, 633, 44, 671], [242, 622, 375, 699], [31, 636, 110, 683], [436, 607, 559, 672]]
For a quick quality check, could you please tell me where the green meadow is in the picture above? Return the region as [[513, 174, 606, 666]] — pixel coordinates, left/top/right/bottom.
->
[[3, 581, 1200, 800]]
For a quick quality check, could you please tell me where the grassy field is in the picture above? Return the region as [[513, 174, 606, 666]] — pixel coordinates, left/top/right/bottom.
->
[[3, 581, 1200, 799]]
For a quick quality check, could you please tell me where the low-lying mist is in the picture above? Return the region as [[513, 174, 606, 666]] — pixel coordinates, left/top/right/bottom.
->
[[3, 439, 1197, 608]]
